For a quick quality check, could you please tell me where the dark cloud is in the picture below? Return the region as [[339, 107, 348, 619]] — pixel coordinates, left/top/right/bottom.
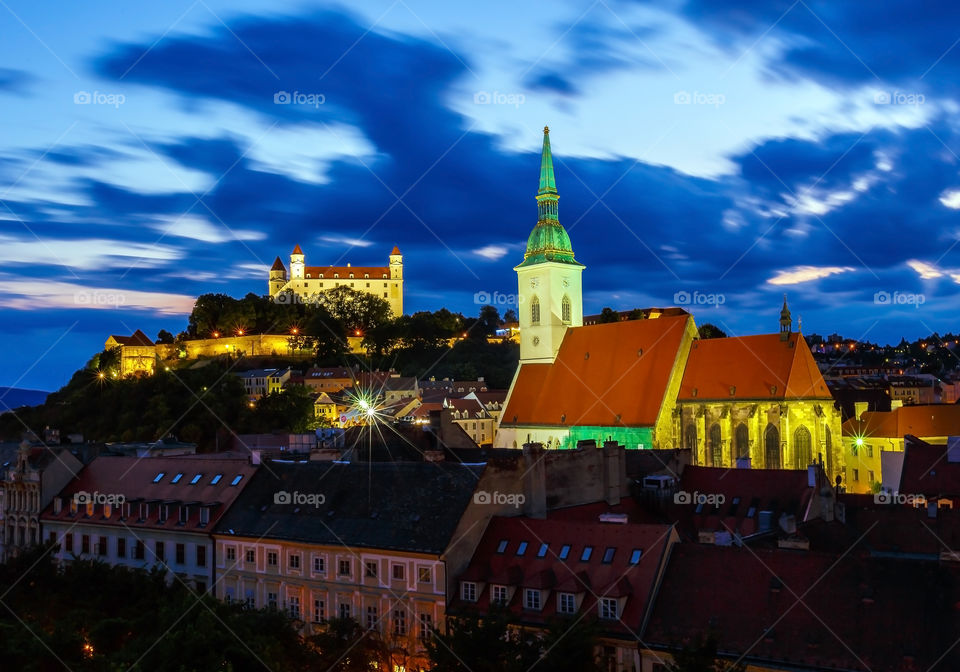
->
[[0, 68, 34, 94]]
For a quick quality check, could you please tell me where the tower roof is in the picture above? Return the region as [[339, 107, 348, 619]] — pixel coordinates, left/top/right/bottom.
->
[[270, 256, 285, 272], [391, 245, 401, 255], [781, 294, 791, 319], [518, 126, 581, 268], [292, 244, 303, 255]]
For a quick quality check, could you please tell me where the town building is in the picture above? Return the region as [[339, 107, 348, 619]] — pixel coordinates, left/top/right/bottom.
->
[[104, 329, 156, 377], [42, 455, 258, 593], [268, 244, 403, 316], [1, 443, 82, 561], [237, 367, 296, 399]]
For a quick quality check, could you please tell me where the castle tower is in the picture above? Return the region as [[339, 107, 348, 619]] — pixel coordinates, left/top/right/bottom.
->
[[780, 294, 792, 341], [290, 244, 305, 280], [389, 245, 404, 315], [515, 127, 584, 364], [269, 256, 287, 296]]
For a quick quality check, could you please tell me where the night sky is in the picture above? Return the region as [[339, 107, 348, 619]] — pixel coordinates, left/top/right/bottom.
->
[[2, 0, 959, 389]]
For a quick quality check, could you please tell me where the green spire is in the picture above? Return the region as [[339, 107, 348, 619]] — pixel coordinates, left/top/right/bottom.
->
[[517, 126, 582, 268]]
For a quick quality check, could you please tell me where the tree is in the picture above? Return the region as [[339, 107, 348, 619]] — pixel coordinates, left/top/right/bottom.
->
[[313, 286, 392, 334], [155, 329, 175, 344], [598, 307, 620, 323], [627, 308, 645, 320], [304, 306, 349, 363], [503, 308, 518, 323], [474, 305, 501, 338], [307, 617, 388, 671], [698, 324, 727, 340]]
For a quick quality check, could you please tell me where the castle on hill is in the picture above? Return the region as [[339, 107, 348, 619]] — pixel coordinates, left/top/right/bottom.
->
[[268, 244, 404, 316], [497, 127, 845, 483]]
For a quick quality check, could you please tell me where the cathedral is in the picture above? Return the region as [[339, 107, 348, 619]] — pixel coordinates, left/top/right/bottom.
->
[[497, 128, 844, 481], [268, 245, 404, 316]]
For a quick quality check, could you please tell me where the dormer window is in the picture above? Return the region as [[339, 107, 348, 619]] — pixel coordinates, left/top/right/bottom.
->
[[523, 589, 542, 611], [199, 507, 210, 526]]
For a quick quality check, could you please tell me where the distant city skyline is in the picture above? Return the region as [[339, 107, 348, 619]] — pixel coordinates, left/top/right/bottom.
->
[[2, 0, 960, 388]]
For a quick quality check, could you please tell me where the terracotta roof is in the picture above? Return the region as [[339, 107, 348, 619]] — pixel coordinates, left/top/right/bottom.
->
[[844, 405, 960, 439], [292, 244, 303, 255], [108, 329, 153, 347], [452, 510, 675, 637], [678, 332, 832, 401], [502, 315, 692, 427], [270, 256, 285, 271], [41, 456, 257, 532], [391, 245, 401, 255], [304, 266, 389, 279], [444, 397, 487, 416], [644, 543, 960, 671], [897, 435, 960, 497]]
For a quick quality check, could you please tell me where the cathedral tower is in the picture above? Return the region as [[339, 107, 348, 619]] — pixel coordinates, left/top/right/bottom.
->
[[780, 294, 792, 341], [290, 244, 305, 280], [515, 127, 584, 364]]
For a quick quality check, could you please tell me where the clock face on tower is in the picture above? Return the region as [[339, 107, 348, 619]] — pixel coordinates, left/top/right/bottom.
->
[[562, 277, 570, 288]]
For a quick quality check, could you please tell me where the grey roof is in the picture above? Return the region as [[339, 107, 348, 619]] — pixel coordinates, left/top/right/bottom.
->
[[214, 460, 485, 554]]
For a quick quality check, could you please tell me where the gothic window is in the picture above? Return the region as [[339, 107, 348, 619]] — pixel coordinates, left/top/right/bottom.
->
[[794, 425, 812, 469], [561, 295, 572, 323], [709, 423, 722, 467], [765, 424, 781, 469], [735, 423, 749, 460], [684, 423, 697, 453], [531, 296, 541, 325], [825, 426, 833, 478]]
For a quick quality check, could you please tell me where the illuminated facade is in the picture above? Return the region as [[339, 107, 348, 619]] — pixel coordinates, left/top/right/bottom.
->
[[268, 244, 404, 316]]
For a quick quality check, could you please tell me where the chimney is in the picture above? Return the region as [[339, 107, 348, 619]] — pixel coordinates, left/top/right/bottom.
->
[[602, 441, 623, 505], [522, 442, 547, 519], [250, 450, 261, 465]]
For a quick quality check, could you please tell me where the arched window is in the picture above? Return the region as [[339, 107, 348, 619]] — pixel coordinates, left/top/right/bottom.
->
[[561, 295, 572, 323], [825, 426, 833, 478], [765, 424, 780, 469], [684, 423, 697, 454], [531, 296, 541, 325], [794, 425, 812, 469], [735, 423, 749, 460], [709, 424, 722, 467]]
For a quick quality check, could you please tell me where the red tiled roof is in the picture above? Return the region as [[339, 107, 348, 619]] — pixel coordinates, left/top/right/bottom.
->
[[270, 256, 285, 271], [502, 315, 692, 427], [41, 456, 258, 532], [444, 398, 487, 416], [292, 244, 303, 255], [108, 329, 153, 347], [451, 510, 675, 637], [391, 245, 401, 255], [678, 332, 831, 401], [844, 405, 960, 439], [898, 436, 960, 497], [644, 543, 960, 671], [303, 266, 389, 279]]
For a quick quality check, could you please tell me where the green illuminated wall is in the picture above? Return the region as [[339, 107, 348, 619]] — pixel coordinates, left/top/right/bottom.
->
[[562, 425, 655, 450]]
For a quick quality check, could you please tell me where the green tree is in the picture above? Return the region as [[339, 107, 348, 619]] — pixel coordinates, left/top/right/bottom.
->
[[314, 286, 392, 334], [698, 324, 728, 339], [307, 617, 389, 671], [598, 307, 620, 323], [155, 329, 175, 344]]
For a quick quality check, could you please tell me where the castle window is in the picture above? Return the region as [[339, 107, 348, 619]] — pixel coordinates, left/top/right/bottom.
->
[[364, 274, 369, 278], [709, 424, 722, 467], [562, 295, 571, 323], [794, 425, 812, 469], [531, 296, 541, 325], [349, 273, 354, 278], [334, 274, 339, 278], [735, 423, 749, 460], [366, 283, 370, 288], [765, 424, 780, 469]]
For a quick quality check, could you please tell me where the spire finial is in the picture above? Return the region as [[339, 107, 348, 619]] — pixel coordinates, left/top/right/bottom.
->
[[780, 294, 792, 340], [537, 126, 558, 212], [544, 125, 549, 134]]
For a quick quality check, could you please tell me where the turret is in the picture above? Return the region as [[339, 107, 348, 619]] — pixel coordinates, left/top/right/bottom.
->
[[780, 294, 792, 341], [389, 245, 403, 280], [290, 244, 305, 280], [269, 256, 287, 296]]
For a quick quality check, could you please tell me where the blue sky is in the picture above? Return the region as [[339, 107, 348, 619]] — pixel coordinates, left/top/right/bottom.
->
[[2, 0, 960, 390]]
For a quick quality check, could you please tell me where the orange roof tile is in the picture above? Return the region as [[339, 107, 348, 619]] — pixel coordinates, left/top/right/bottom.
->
[[108, 329, 153, 347], [292, 244, 303, 255], [678, 332, 831, 401], [270, 256, 285, 271], [843, 404, 960, 439], [391, 245, 401, 255], [502, 315, 692, 427], [303, 266, 389, 279]]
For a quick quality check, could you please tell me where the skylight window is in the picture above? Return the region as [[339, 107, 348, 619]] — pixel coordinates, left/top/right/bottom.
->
[[516, 541, 528, 556], [496, 539, 508, 554], [189, 473, 203, 485], [558, 544, 571, 560], [152, 472, 165, 483], [536, 542, 549, 558], [602, 547, 616, 564], [171, 473, 184, 484], [230, 475, 243, 486], [580, 546, 593, 562], [210, 474, 223, 485], [630, 549, 643, 564]]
